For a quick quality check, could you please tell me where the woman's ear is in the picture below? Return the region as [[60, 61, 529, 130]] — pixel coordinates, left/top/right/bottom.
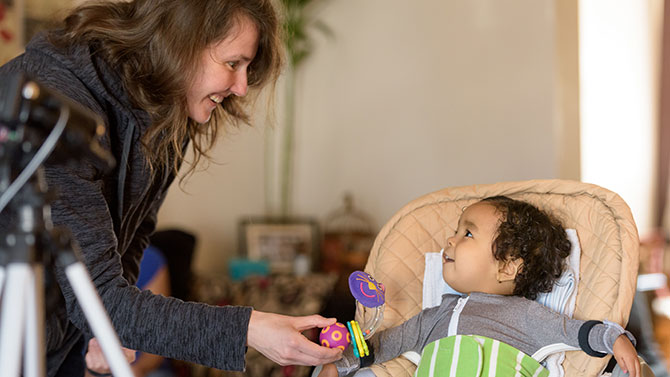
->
[[497, 258, 523, 283]]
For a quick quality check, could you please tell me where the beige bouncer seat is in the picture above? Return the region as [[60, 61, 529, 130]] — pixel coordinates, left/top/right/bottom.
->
[[355, 179, 644, 377]]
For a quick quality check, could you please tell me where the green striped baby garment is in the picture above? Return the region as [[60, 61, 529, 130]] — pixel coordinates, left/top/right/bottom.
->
[[414, 335, 549, 377]]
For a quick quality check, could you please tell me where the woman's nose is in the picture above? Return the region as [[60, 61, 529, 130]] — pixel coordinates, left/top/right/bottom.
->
[[230, 71, 249, 97]]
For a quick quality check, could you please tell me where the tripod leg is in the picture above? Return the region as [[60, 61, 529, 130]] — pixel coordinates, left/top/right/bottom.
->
[[65, 262, 134, 377], [0, 264, 29, 376], [24, 264, 45, 377], [0, 265, 5, 295]]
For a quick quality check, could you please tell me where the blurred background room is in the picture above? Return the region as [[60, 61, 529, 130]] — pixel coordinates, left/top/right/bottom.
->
[[3, 0, 670, 376]]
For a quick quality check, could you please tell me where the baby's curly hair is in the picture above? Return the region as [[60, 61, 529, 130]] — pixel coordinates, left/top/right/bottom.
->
[[481, 196, 572, 300]]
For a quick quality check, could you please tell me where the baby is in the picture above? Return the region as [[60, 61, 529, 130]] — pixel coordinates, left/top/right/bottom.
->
[[317, 196, 640, 377]]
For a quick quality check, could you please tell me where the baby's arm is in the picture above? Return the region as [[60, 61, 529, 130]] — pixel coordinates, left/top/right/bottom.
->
[[330, 298, 455, 376], [316, 363, 337, 377], [612, 334, 640, 377], [519, 299, 638, 374], [547, 314, 639, 376], [331, 318, 427, 376]]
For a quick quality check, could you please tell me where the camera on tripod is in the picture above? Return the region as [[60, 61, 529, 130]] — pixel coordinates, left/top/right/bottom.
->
[[0, 72, 114, 169], [0, 73, 134, 377]]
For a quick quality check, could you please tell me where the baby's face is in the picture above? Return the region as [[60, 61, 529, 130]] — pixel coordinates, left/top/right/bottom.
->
[[442, 202, 502, 295]]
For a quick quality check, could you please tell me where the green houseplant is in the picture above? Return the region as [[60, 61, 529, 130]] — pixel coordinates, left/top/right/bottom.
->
[[265, 0, 332, 217]]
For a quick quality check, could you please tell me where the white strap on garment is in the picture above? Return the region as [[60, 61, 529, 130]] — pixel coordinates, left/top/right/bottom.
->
[[531, 343, 580, 363], [448, 296, 470, 337], [402, 295, 471, 366]]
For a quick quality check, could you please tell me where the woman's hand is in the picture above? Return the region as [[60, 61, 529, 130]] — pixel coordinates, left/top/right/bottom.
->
[[85, 338, 136, 374], [612, 334, 640, 377], [247, 310, 343, 366]]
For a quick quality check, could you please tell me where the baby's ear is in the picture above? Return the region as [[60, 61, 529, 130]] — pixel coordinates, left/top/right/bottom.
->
[[498, 258, 523, 282]]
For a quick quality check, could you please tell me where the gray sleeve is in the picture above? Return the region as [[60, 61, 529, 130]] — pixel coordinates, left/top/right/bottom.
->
[[335, 298, 456, 376], [587, 320, 636, 355], [45, 163, 252, 370], [492, 298, 635, 357], [522, 303, 636, 356]]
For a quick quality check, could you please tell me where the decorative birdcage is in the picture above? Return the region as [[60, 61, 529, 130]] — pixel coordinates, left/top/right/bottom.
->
[[320, 193, 375, 274]]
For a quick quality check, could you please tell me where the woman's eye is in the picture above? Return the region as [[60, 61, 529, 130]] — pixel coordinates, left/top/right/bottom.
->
[[465, 230, 473, 238], [227, 61, 239, 69]]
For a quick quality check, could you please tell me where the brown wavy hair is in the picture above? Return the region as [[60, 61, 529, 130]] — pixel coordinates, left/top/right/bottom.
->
[[482, 196, 572, 300], [49, 0, 283, 175]]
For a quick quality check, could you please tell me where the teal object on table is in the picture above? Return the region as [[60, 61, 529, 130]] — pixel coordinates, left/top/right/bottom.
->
[[229, 259, 270, 281]]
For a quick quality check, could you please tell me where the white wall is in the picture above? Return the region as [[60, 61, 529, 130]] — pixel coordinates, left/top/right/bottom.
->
[[158, 0, 564, 274], [579, 0, 660, 236]]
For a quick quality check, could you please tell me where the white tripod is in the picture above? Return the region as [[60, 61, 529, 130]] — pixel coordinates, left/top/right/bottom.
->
[[0, 203, 135, 377], [0, 75, 133, 376]]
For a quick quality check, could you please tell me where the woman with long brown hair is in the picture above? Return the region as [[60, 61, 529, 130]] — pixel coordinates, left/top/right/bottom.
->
[[0, 0, 341, 375]]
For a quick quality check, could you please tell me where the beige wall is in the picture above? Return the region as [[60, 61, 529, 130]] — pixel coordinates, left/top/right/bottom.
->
[[0, 0, 79, 64], [555, 0, 581, 181], [0, 0, 25, 64], [158, 0, 575, 274]]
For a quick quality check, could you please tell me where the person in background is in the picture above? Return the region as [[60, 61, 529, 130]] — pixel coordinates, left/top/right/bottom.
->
[[0, 1, 341, 376]]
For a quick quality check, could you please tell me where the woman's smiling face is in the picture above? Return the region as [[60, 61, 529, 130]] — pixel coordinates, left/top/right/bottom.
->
[[186, 16, 259, 124]]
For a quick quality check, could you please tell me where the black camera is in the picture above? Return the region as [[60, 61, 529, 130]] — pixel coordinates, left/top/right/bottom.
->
[[0, 72, 114, 168]]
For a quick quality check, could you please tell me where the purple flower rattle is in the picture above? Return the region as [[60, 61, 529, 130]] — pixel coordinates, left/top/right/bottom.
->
[[319, 271, 386, 354]]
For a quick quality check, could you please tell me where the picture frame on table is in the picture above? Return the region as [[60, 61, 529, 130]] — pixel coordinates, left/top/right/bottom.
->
[[238, 217, 320, 274]]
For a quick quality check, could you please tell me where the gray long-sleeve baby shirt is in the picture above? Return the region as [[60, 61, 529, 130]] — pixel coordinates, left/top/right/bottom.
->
[[335, 292, 632, 376]]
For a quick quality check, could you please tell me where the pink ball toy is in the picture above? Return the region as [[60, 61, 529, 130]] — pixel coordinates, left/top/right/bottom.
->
[[319, 322, 350, 351]]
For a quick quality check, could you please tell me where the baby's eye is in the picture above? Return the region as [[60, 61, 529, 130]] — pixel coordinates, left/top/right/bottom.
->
[[465, 230, 473, 238]]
